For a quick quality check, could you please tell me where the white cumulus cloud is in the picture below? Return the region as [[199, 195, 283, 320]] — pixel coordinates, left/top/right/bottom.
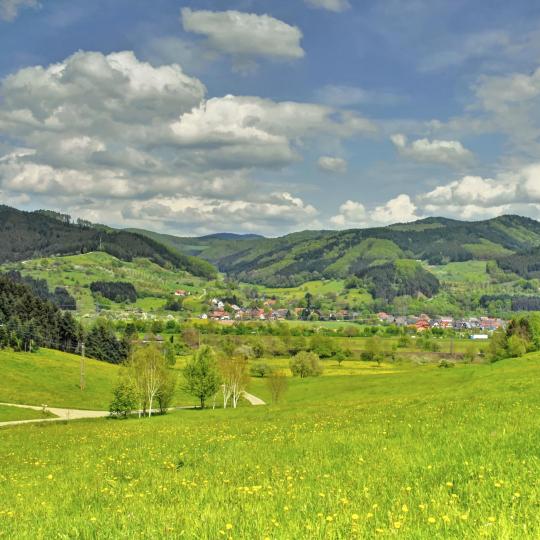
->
[[0, 49, 376, 234], [181, 8, 304, 66], [391, 133, 473, 165]]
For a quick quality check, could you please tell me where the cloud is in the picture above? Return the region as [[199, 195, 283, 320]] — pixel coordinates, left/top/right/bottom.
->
[[371, 194, 419, 224], [419, 30, 510, 72], [390, 133, 473, 165], [304, 0, 350, 13], [330, 194, 419, 228], [122, 191, 319, 236], [168, 95, 374, 169], [0, 0, 38, 21], [0, 50, 377, 234], [316, 84, 404, 107], [317, 156, 347, 174], [181, 8, 304, 69], [411, 164, 540, 221], [330, 200, 367, 227]]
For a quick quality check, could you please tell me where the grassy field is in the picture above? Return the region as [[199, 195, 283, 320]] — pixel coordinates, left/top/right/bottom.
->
[[0, 349, 119, 410], [1, 353, 539, 538], [0, 404, 56, 423], [0, 349, 200, 410]]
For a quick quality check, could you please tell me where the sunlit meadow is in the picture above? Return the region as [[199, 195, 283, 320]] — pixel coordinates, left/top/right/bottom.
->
[[1, 354, 539, 539]]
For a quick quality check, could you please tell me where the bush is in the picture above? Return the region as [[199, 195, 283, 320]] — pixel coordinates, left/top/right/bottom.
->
[[250, 363, 273, 378], [289, 351, 323, 378], [109, 380, 137, 418], [438, 359, 455, 369]]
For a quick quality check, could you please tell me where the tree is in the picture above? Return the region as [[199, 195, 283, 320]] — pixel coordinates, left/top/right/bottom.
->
[[362, 336, 384, 365], [507, 335, 528, 358], [266, 370, 288, 404], [219, 351, 250, 409], [127, 343, 170, 417], [109, 378, 137, 418], [156, 370, 177, 414], [183, 345, 221, 409], [489, 328, 508, 362], [310, 334, 337, 358], [162, 341, 177, 367], [289, 351, 323, 378]]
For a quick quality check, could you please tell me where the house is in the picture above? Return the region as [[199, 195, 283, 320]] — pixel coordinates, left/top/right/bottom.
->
[[395, 316, 409, 327], [415, 319, 430, 332], [174, 289, 189, 297], [250, 308, 266, 320]]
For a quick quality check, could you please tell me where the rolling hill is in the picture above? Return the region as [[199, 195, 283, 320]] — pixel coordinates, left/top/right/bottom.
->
[[132, 215, 540, 287], [0, 205, 216, 279]]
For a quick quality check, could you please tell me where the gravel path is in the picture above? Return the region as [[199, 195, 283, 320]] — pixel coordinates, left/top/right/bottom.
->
[[243, 392, 266, 406], [0, 402, 109, 428], [0, 391, 266, 427]]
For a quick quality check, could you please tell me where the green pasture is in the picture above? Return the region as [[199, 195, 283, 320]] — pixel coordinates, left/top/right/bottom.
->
[[0, 351, 539, 538]]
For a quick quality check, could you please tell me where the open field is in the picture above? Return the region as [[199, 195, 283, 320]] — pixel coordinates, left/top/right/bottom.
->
[[0, 349, 201, 410], [1, 353, 539, 538]]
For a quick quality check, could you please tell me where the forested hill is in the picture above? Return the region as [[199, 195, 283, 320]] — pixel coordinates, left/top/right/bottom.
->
[[0, 206, 216, 279], [134, 215, 540, 287]]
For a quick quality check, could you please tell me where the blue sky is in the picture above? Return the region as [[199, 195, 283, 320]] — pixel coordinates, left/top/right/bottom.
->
[[1, 0, 540, 235]]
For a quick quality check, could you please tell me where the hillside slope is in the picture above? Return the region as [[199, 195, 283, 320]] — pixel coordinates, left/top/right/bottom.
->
[[134, 215, 540, 286], [0, 205, 216, 279]]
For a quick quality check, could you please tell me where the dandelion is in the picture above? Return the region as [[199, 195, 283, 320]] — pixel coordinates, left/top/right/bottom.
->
[[394, 521, 402, 529], [402, 504, 409, 513], [488, 516, 496, 523], [428, 517, 436, 524], [325, 516, 333, 522], [225, 523, 233, 530], [351, 514, 359, 520], [446, 482, 453, 487], [46, 474, 53, 480]]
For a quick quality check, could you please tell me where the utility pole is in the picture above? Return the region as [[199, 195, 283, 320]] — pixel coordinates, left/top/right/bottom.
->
[[80, 342, 86, 391]]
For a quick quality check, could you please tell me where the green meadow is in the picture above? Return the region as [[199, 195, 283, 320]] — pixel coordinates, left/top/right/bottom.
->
[[1, 350, 539, 539]]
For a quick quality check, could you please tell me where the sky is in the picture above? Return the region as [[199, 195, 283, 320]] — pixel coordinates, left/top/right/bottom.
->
[[1, 0, 540, 236]]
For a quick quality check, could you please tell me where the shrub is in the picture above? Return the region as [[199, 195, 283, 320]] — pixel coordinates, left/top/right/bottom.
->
[[290, 351, 323, 378], [109, 380, 137, 418], [250, 363, 273, 378], [438, 359, 455, 369]]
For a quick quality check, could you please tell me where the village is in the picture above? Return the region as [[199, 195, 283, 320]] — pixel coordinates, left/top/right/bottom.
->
[[200, 295, 505, 334]]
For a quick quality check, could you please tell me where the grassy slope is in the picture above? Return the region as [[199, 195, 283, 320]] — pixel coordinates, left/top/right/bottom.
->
[[0, 404, 56, 422], [0, 349, 119, 410], [0, 355, 539, 538], [1, 252, 207, 316]]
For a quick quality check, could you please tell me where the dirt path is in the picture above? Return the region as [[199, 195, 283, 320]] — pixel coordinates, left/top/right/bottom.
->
[[0, 402, 109, 428], [243, 392, 266, 406], [0, 392, 267, 427]]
